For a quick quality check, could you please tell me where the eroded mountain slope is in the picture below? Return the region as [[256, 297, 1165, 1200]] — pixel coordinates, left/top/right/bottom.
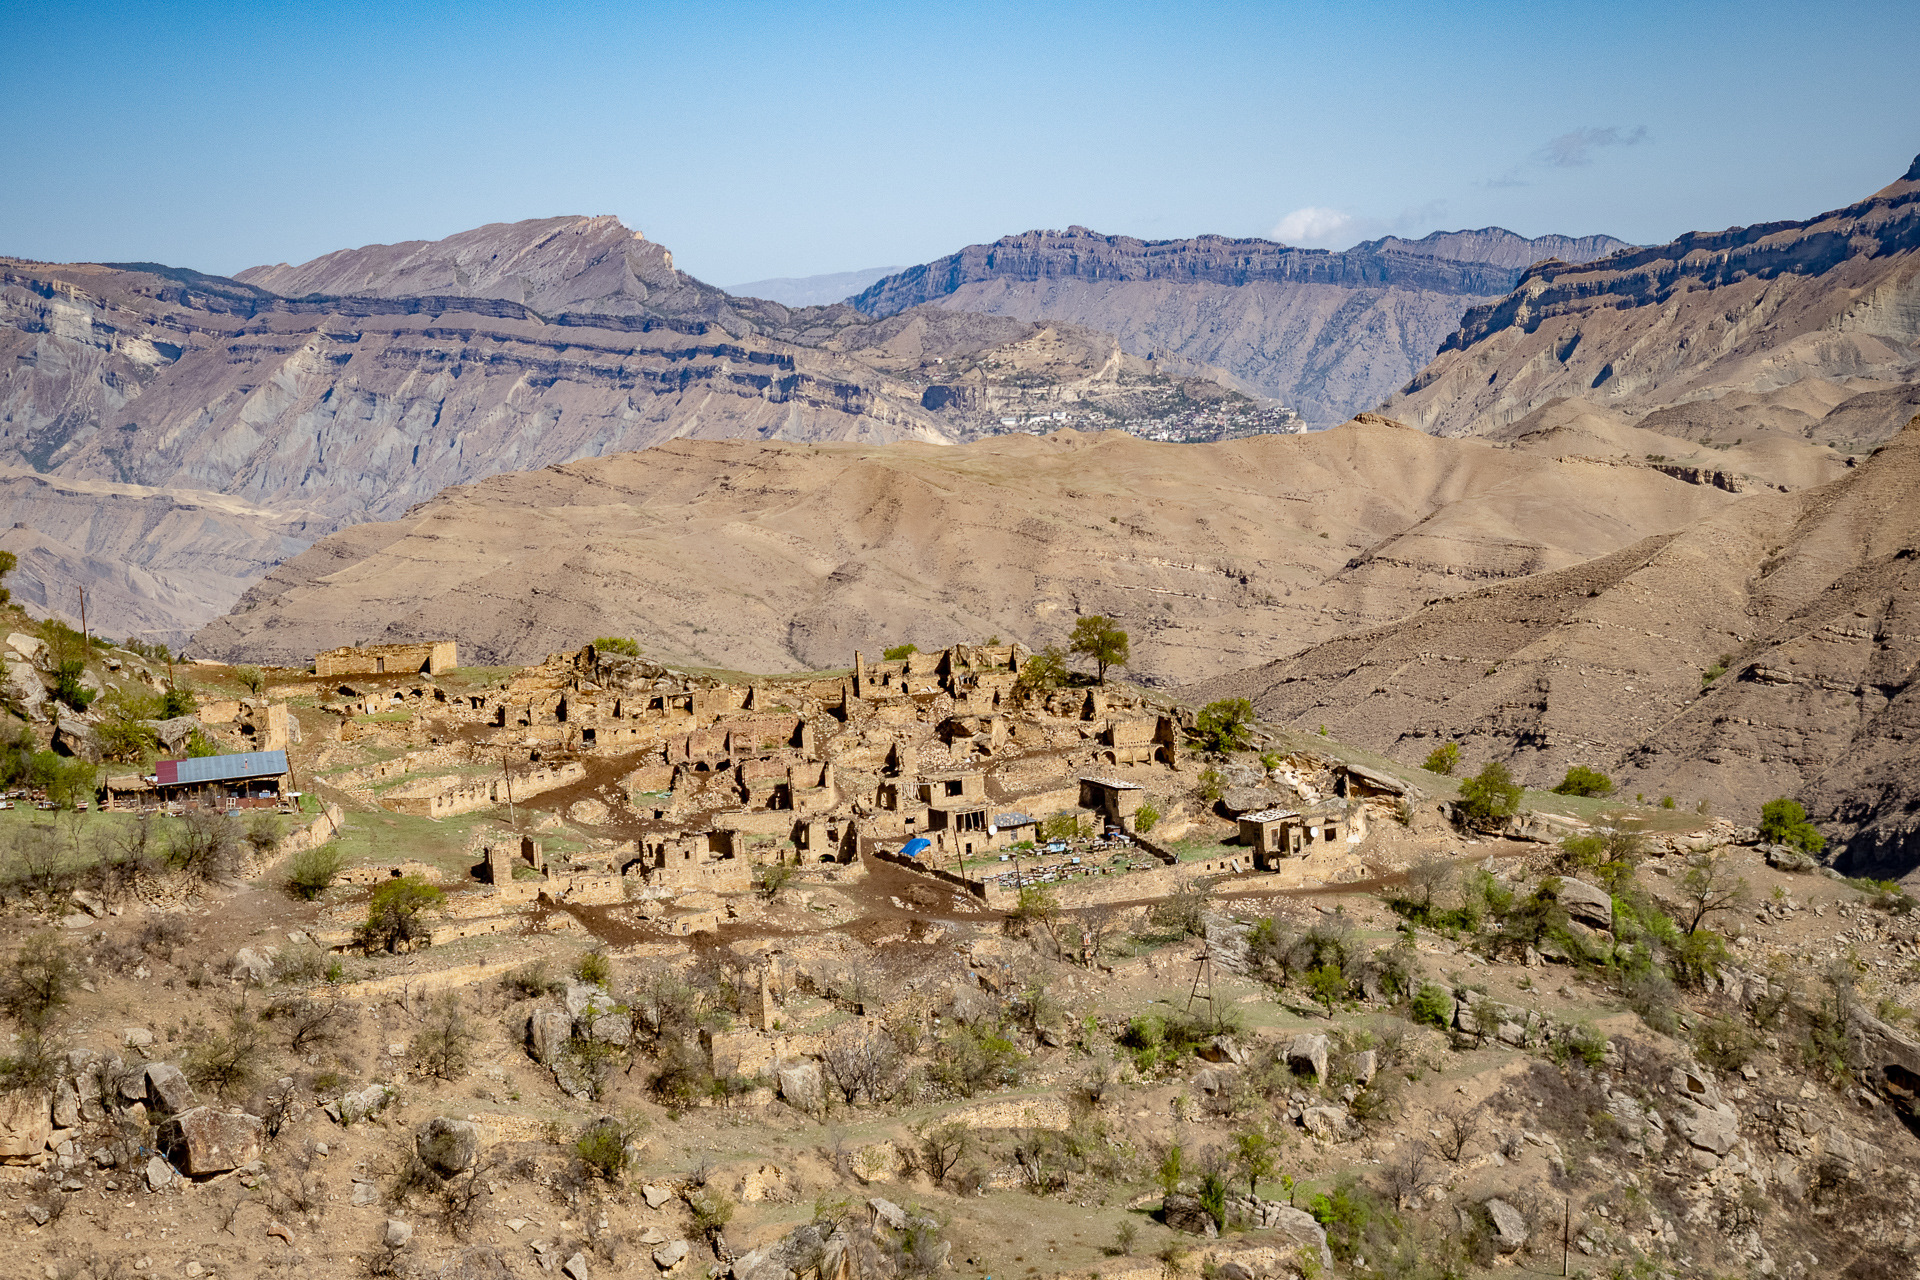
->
[[1188, 414, 1920, 875], [193, 416, 1750, 680], [1386, 159, 1920, 436]]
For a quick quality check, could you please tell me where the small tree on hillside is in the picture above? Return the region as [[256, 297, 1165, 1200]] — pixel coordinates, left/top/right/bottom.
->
[[356, 875, 445, 953], [1759, 797, 1825, 854], [1421, 742, 1459, 776], [1679, 854, 1749, 935], [1193, 698, 1254, 754], [1014, 644, 1069, 699], [1068, 615, 1129, 684], [1455, 762, 1523, 830], [1552, 766, 1613, 798], [0, 549, 14, 605]]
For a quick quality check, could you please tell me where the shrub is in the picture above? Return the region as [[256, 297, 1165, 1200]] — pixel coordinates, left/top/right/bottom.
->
[[1014, 644, 1069, 698], [1551, 766, 1613, 797], [1409, 983, 1453, 1029], [1040, 812, 1085, 841], [1421, 742, 1459, 776], [574, 1117, 633, 1179], [1759, 797, 1825, 854], [0, 1035, 62, 1094], [755, 860, 798, 901], [592, 636, 642, 657], [1133, 801, 1160, 834], [574, 949, 612, 987], [410, 994, 480, 1080], [355, 875, 445, 953], [1305, 963, 1346, 1014], [882, 643, 918, 661], [243, 811, 284, 857], [1456, 762, 1522, 829], [930, 1021, 1025, 1097], [165, 810, 241, 880], [183, 1007, 266, 1098], [287, 843, 345, 900], [1197, 767, 1225, 803], [1193, 698, 1254, 753], [503, 962, 562, 999], [688, 1186, 736, 1240], [0, 932, 73, 1031], [1694, 1014, 1758, 1073], [233, 665, 265, 695]]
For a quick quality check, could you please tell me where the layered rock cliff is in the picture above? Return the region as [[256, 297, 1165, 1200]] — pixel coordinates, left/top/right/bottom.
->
[[846, 226, 1628, 422], [1386, 159, 1920, 435]]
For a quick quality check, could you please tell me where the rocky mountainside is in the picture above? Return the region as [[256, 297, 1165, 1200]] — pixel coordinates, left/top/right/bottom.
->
[[0, 233, 1248, 646], [192, 415, 1788, 679], [1386, 159, 1920, 436], [1187, 411, 1920, 875], [847, 226, 1628, 422]]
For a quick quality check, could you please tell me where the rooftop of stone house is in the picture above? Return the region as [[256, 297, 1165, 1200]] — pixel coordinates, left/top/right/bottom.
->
[[1240, 807, 1300, 823]]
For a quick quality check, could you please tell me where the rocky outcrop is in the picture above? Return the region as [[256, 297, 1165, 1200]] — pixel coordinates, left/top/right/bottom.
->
[[158, 1106, 264, 1174]]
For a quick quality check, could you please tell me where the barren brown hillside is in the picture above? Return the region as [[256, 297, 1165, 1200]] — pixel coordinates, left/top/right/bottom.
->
[[1188, 414, 1920, 876], [193, 416, 1774, 679]]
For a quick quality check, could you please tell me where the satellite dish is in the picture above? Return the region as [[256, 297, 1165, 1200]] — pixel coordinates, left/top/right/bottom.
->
[[988, 825, 997, 836]]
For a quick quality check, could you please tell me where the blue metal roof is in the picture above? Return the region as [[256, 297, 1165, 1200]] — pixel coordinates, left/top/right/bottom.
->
[[157, 750, 288, 786]]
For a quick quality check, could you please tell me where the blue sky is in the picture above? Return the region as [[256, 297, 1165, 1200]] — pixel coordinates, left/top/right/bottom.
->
[[3, 0, 1916, 285]]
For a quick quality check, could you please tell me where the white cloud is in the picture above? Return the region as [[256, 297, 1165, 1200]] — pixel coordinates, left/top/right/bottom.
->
[[1270, 206, 1354, 247], [1537, 125, 1650, 169]]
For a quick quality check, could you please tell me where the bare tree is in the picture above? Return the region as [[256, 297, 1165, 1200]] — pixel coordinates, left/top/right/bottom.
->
[[1069, 905, 1124, 968], [1403, 858, 1453, 912], [1679, 854, 1750, 934], [166, 811, 242, 881], [1383, 1139, 1436, 1209], [822, 1027, 899, 1106], [1434, 1105, 1481, 1162], [266, 994, 357, 1056], [915, 1120, 972, 1187]]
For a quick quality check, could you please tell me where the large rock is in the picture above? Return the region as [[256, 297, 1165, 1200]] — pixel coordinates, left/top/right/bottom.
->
[[1285, 1033, 1329, 1083], [776, 1061, 823, 1112], [229, 947, 275, 984], [1161, 1191, 1218, 1237], [139, 1063, 197, 1115], [336, 1083, 394, 1124], [4, 658, 48, 720], [159, 1106, 264, 1175], [53, 716, 102, 763], [1672, 1103, 1740, 1155], [652, 1240, 690, 1272], [416, 1117, 481, 1176], [528, 1007, 573, 1065], [1554, 877, 1613, 930], [146, 1155, 174, 1191], [1763, 843, 1820, 872], [1485, 1198, 1528, 1252], [1229, 1198, 1332, 1269], [0, 1090, 52, 1159], [1301, 1105, 1349, 1140]]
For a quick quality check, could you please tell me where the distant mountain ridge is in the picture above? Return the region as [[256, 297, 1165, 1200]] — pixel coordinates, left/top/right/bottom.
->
[[845, 225, 1628, 422], [725, 266, 904, 307]]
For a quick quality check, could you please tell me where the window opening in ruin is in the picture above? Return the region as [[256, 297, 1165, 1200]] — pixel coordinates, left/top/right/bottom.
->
[[582, 728, 596, 746], [958, 810, 986, 833], [376, 657, 386, 673], [945, 780, 964, 797]]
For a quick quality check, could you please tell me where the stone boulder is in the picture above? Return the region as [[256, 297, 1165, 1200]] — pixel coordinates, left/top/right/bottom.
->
[[53, 716, 102, 763], [0, 1090, 52, 1159], [1672, 1102, 1739, 1155], [416, 1117, 481, 1176], [652, 1239, 690, 1272], [1763, 843, 1820, 872], [3, 657, 48, 720], [1161, 1191, 1219, 1237], [146, 1155, 174, 1191], [159, 1106, 264, 1175], [331, 1083, 394, 1124], [1301, 1106, 1350, 1140], [528, 1006, 573, 1065], [1485, 1198, 1528, 1252], [1285, 1033, 1329, 1083], [128, 1063, 196, 1115], [1554, 877, 1613, 930], [230, 948, 276, 985], [777, 1061, 823, 1113], [1228, 1198, 1332, 1269]]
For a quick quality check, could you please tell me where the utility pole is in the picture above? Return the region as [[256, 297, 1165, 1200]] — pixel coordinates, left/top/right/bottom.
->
[[1562, 1197, 1570, 1277], [78, 586, 89, 660], [502, 751, 517, 830]]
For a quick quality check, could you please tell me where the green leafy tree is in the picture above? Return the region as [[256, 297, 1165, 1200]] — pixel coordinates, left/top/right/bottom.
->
[[1156, 1143, 1184, 1197], [1014, 644, 1069, 699], [0, 549, 13, 605], [1421, 742, 1459, 776], [1455, 761, 1522, 829], [1193, 698, 1254, 753], [160, 685, 196, 719], [0, 932, 73, 1031], [1134, 801, 1160, 834], [232, 665, 265, 695], [1233, 1127, 1278, 1197], [1067, 615, 1129, 683], [1197, 767, 1226, 803], [355, 875, 446, 953], [1759, 797, 1825, 854], [882, 643, 918, 661], [1552, 766, 1613, 797], [286, 844, 344, 900], [1305, 962, 1345, 1015], [592, 636, 641, 657]]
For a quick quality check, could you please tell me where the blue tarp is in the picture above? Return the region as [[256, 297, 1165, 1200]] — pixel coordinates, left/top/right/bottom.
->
[[900, 838, 931, 858]]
